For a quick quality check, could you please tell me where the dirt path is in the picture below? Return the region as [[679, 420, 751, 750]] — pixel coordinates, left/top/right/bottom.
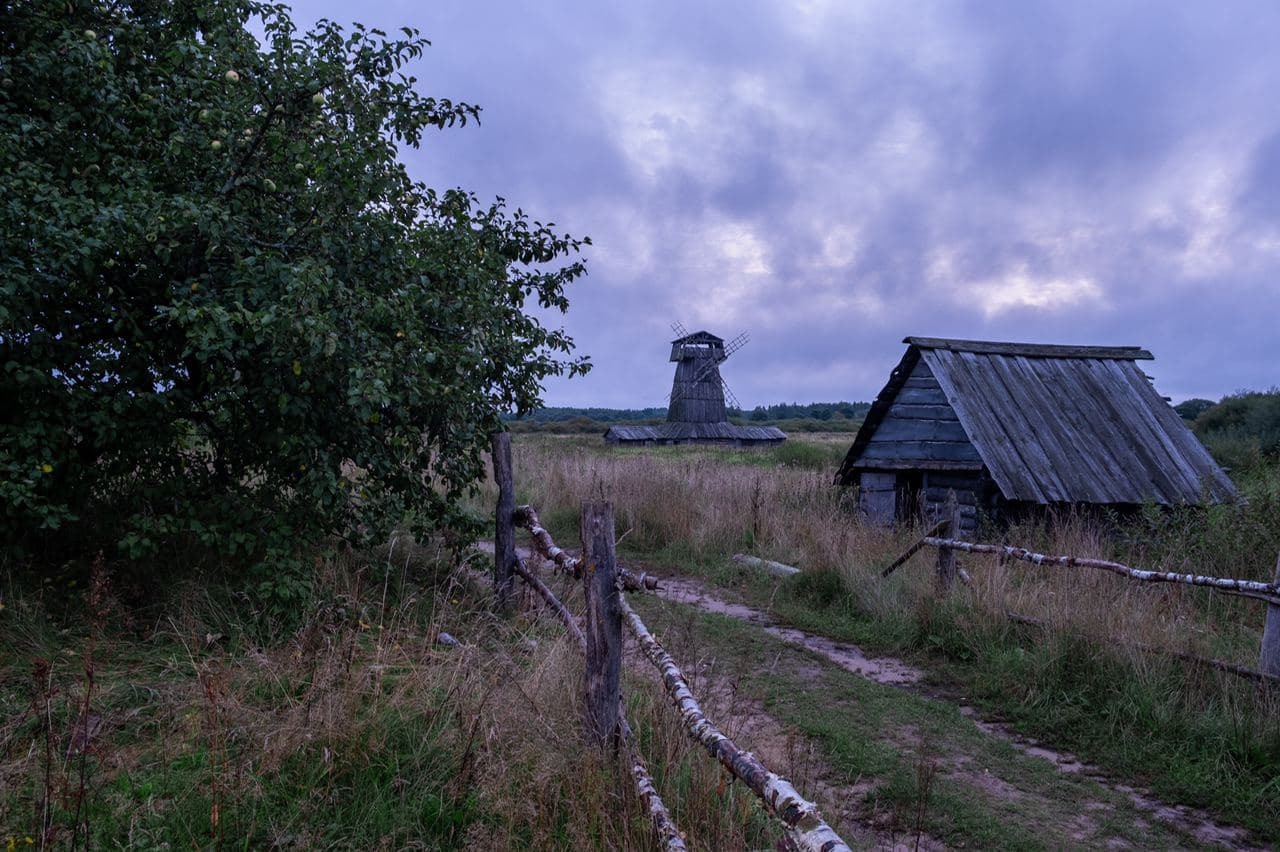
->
[[653, 574, 1265, 851], [478, 541, 1266, 849]]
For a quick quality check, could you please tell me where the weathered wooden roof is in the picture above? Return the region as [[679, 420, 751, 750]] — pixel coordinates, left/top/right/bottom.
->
[[837, 338, 1236, 505], [671, 330, 724, 345], [605, 422, 786, 443]]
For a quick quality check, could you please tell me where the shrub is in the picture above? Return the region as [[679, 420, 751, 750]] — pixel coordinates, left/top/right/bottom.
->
[[0, 0, 588, 601]]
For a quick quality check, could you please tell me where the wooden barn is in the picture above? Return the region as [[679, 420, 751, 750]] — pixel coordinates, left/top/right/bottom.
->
[[835, 337, 1236, 532], [604, 330, 786, 447]]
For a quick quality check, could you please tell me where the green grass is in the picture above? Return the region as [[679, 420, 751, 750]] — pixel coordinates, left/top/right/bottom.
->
[[695, 565, 1280, 843]]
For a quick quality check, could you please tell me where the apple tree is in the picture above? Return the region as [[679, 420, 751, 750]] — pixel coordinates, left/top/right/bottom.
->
[[0, 0, 589, 603]]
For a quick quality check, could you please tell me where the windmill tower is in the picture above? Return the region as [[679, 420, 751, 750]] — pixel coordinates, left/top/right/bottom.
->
[[603, 322, 786, 446], [666, 330, 747, 423]]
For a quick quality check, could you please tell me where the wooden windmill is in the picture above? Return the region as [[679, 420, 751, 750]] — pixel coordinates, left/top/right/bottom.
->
[[666, 321, 748, 421], [602, 323, 786, 446]]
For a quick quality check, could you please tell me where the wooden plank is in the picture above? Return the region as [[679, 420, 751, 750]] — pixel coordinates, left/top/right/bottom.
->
[[859, 440, 983, 463], [1075, 359, 1189, 503], [871, 418, 971, 443], [491, 432, 518, 615], [1261, 554, 1280, 678], [993, 354, 1104, 502], [966, 351, 1076, 502], [1105, 359, 1226, 501], [1033, 357, 1135, 503], [889, 403, 960, 421], [934, 492, 961, 592], [581, 501, 622, 747], [851, 459, 985, 472], [905, 337, 1153, 360], [924, 471, 982, 489], [893, 385, 952, 406], [922, 349, 1035, 501]]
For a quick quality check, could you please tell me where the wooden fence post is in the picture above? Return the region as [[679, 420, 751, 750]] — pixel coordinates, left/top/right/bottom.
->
[[1260, 553, 1280, 678], [581, 501, 622, 747], [491, 432, 518, 615], [935, 490, 961, 593]]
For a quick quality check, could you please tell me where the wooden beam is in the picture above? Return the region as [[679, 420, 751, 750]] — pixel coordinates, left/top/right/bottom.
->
[[934, 492, 961, 593], [921, 538, 1280, 606], [732, 554, 801, 578], [514, 504, 659, 592], [1260, 553, 1280, 678], [880, 519, 949, 578], [581, 502, 623, 748], [491, 432, 518, 615]]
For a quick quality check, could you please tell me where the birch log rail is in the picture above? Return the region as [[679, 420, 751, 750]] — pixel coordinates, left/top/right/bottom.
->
[[620, 596, 852, 852], [513, 504, 661, 592], [880, 519, 949, 578], [922, 538, 1280, 606], [512, 560, 586, 653]]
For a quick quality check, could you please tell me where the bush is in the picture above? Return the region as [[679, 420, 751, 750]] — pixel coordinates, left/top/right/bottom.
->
[[1194, 389, 1280, 470], [0, 0, 588, 602]]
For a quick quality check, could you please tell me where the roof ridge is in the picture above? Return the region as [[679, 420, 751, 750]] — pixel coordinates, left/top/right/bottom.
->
[[904, 337, 1154, 360]]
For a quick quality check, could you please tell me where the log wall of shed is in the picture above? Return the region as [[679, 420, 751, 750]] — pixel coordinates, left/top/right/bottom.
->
[[854, 359, 986, 533], [856, 360, 983, 467]]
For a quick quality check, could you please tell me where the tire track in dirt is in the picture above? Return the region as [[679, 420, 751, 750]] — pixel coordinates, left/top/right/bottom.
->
[[655, 574, 1266, 851]]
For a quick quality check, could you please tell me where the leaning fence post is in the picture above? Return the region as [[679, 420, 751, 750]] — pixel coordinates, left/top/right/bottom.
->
[[935, 491, 961, 593], [581, 500, 623, 747], [1260, 553, 1280, 678], [491, 432, 518, 615]]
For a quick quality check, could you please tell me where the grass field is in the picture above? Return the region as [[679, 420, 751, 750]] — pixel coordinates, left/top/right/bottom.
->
[[3, 431, 1278, 848]]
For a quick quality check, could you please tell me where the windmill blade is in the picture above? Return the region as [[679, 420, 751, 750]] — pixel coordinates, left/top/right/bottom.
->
[[721, 379, 741, 411], [722, 332, 749, 360], [670, 320, 689, 339], [688, 354, 724, 387]]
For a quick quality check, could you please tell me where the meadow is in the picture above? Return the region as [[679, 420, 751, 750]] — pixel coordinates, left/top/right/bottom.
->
[[3, 431, 1279, 848]]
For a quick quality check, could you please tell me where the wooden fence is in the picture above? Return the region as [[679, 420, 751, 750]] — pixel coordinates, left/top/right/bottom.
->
[[882, 492, 1280, 683], [490, 434, 851, 852]]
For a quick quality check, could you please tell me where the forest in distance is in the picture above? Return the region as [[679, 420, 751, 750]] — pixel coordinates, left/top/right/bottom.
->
[[506, 391, 1280, 461]]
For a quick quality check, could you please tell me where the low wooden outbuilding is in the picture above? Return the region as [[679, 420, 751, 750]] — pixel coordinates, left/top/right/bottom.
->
[[835, 337, 1236, 531]]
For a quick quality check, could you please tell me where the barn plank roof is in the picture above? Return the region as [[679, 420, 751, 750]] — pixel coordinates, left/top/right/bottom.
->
[[605, 422, 786, 443], [837, 338, 1236, 505]]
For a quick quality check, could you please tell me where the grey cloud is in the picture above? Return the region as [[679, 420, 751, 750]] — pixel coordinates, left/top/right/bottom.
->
[[285, 0, 1280, 408]]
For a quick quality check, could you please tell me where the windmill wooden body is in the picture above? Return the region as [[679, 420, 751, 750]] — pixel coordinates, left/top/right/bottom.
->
[[605, 327, 786, 447]]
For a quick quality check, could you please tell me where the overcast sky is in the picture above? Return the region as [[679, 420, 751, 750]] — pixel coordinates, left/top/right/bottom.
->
[[290, 0, 1280, 409]]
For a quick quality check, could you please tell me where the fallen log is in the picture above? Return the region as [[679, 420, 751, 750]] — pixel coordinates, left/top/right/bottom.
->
[[514, 505, 660, 592], [619, 715, 688, 850], [923, 538, 1280, 606], [732, 554, 801, 578], [1004, 611, 1280, 687], [620, 597, 851, 852], [513, 560, 586, 653], [880, 519, 949, 578]]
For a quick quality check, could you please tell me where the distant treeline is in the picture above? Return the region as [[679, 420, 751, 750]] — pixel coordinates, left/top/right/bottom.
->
[[506, 401, 871, 424], [503, 401, 872, 435]]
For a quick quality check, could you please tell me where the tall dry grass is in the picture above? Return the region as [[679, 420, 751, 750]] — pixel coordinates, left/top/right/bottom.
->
[[0, 537, 802, 849], [502, 434, 1275, 670]]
